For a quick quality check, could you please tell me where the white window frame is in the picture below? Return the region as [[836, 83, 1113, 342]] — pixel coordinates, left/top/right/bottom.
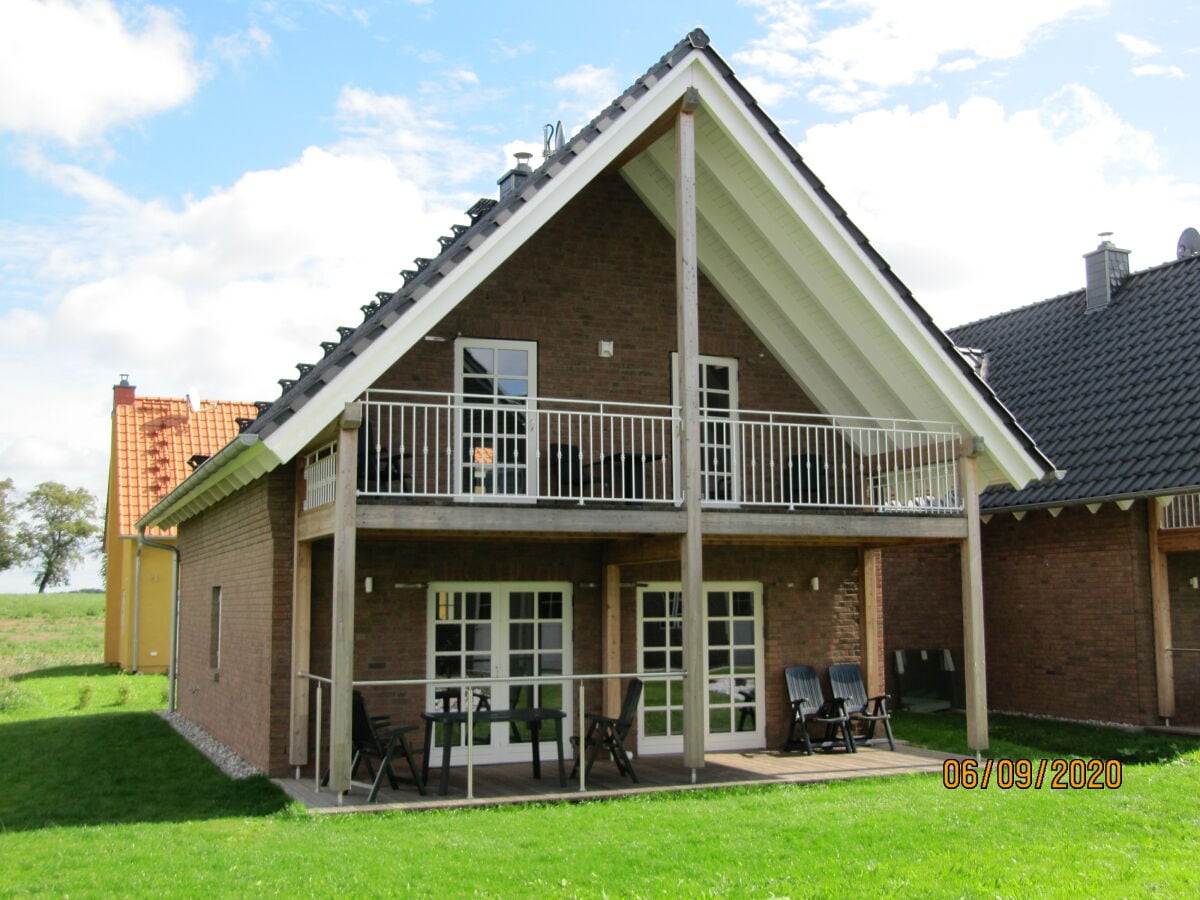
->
[[453, 338, 538, 502], [426, 581, 573, 765], [635, 581, 764, 755], [671, 353, 741, 505]]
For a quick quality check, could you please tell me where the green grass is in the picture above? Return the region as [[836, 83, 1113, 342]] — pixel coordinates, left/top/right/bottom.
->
[[0, 591, 105, 677], [2, 593, 1199, 896]]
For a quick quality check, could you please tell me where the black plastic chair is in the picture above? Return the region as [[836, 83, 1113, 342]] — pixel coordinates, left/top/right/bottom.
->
[[570, 678, 643, 782], [329, 690, 425, 801], [828, 663, 896, 751], [782, 665, 854, 754]]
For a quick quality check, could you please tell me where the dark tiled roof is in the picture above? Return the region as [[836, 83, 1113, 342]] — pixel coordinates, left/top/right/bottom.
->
[[240, 29, 1043, 476], [950, 254, 1200, 510]]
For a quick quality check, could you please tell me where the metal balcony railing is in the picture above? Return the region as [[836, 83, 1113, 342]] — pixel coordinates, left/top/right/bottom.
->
[[301, 390, 963, 515]]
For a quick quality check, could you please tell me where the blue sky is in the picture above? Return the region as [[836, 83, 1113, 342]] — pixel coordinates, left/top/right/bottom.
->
[[1, 0, 1198, 590]]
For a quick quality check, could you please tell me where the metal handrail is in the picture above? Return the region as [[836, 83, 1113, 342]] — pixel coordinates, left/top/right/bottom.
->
[[299, 669, 687, 798]]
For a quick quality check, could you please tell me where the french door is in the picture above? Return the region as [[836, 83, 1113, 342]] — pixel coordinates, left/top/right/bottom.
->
[[455, 339, 536, 499], [636, 582, 763, 754], [673, 354, 740, 503], [427, 582, 572, 764]]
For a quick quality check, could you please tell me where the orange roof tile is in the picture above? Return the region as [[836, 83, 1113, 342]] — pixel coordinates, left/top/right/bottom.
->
[[112, 395, 259, 538]]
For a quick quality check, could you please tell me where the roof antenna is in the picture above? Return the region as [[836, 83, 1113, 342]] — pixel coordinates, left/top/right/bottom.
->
[[543, 120, 564, 159]]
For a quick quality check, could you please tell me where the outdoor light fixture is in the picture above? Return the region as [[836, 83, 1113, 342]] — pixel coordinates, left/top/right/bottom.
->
[[1190, 577, 1198, 590], [810, 576, 820, 591], [364, 577, 373, 594]]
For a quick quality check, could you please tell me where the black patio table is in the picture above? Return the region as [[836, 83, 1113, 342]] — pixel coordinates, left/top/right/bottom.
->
[[420, 707, 567, 796]]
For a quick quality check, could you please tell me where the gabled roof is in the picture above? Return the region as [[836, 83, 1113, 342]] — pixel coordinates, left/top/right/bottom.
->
[[112, 395, 258, 538], [141, 29, 1053, 529], [950, 254, 1200, 510]]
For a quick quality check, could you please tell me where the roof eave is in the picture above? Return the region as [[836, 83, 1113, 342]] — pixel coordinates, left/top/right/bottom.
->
[[137, 434, 281, 529]]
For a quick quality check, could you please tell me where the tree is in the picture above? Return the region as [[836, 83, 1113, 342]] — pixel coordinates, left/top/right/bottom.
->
[[17, 482, 100, 593], [0, 477, 19, 572]]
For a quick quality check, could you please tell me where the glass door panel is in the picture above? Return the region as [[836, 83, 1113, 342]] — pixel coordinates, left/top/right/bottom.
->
[[637, 583, 762, 754], [428, 582, 572, 765], [456, 340, 535, 498]]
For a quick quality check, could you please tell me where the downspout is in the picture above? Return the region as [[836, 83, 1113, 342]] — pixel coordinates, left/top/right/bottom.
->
[[133, 534, 143, 673], [137, 525, 182, 711]]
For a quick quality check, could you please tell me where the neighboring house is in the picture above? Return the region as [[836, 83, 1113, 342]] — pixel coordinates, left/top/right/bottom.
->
[[885, 235, 1200, 728], [140, 30, 1053, 786], [104, 376, 258, 673]]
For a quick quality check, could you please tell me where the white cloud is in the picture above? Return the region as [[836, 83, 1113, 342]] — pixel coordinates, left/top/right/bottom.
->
[[0, 88, 511, 592], [1116, 33, 1162, 58], [210, 25, 273, 66], [0, 0, 203, 144], [798, 86, 1200, 326], [736, 0, 1105, 112], [491, 38, 535, 61], [1131, 64, 1186, 79], [551, 64, 621, 132]]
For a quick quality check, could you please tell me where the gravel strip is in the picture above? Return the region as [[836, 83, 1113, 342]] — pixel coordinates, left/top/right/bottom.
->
[[158, 710, 262, 780]]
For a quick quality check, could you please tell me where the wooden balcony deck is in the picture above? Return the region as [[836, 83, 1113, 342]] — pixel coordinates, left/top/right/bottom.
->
[[277, 743, 957, 814]]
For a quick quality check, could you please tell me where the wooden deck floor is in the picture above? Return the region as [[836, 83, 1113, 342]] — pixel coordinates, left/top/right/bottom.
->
[[277, 742, 956, 814]]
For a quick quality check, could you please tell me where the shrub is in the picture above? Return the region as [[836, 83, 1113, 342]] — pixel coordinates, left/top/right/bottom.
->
[[76, 681, 94, 710]]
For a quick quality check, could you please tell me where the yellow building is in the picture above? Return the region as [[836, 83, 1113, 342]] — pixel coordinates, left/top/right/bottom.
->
[[104, 376, 257, 673]]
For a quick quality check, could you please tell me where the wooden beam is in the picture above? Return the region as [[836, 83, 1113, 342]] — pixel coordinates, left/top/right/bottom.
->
[[860, 547, 883, 697], [357, 504, 686, 536], [676, 88, 706, 772], [959, 445, 988, 751], [1148, 503, 1176, 721], [328, 402, 361, 795], [603, 536, 682, 567], [297, 503, 336, 541], [288, 536, 313, 767], [601, 563, 622, 716]]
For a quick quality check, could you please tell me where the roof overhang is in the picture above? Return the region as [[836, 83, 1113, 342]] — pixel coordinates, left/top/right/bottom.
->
[[139, 434, 279, 529]]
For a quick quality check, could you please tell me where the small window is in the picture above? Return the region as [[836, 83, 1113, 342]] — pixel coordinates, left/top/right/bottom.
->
[[210, 587, 222, 669]]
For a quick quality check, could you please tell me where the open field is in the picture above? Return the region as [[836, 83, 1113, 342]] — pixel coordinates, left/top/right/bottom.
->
[[2, 593, 1198, 897]]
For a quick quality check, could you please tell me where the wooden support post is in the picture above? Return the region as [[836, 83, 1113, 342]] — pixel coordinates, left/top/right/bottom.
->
[[676, 87, 706, 772], [860, 547, 883, 697], [328, 403, 362, 794], [1148, 503, 1176, 721], [288, 535, 313, 768], [958, 441, 988, 751], [601, 563, 622, 716]]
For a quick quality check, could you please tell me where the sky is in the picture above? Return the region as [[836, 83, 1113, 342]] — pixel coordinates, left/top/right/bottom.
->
[[1, 0, 1198, 591]]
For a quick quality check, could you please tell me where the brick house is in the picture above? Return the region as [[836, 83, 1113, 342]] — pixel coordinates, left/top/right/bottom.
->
[[885, 235, 1200, 727], [140, 31, 1053, 788], [104, 376, 257, 673]]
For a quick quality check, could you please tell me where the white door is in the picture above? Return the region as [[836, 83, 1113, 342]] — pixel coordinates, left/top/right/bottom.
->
[[673, 354, 740, 503], [636, 582, 764, 754], [455, 339, 537, 499], [427, 582, 572, 764]]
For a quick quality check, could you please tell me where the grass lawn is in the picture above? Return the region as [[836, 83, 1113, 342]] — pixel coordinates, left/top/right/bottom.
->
[[2, 593, 1199, 897]]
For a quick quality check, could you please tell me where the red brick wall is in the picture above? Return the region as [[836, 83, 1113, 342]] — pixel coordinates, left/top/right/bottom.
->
[[883, 503, 1161, 725], [300, 540, 863, 769], [371, 172, 818, 417], [1168, 551, 1200, 724], [176, 469, 295, 773]]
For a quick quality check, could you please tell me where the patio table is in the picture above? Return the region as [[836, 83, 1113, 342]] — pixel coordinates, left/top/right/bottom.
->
[[421, 707, 567, 796]]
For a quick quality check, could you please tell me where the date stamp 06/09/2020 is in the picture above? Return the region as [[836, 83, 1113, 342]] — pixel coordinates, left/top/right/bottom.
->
[[942, 758, 1124, 790]]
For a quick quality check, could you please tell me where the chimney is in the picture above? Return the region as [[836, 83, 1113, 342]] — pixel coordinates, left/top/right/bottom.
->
[[1083, 233, 1130, 313], [497, 151, 533, 200], [113, 373, 136, 408]]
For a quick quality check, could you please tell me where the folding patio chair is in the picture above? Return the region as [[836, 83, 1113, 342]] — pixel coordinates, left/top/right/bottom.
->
[[323, 690, 426, 801], [570, 678, 643, 783], [782, 665, 854, 754], [828, 663, 895, 751]]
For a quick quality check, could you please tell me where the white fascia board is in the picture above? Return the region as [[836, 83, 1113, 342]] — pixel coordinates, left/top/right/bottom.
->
[[688, 59, 1048, 489], [137, 435, 281, 529], [262, 59, 706, 467]]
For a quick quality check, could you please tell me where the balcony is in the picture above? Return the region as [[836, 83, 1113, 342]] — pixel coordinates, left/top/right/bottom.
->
[[302, 390, 964, 517]]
